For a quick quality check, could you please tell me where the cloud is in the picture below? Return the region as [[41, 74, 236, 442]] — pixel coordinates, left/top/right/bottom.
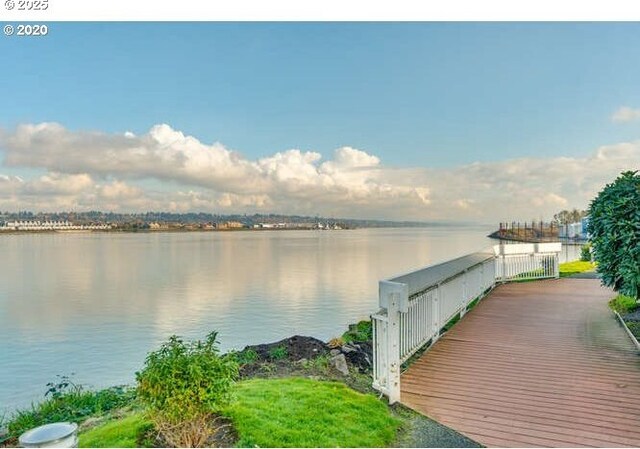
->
[[0, 122, 638, 221], [612, 106, 640, 123]]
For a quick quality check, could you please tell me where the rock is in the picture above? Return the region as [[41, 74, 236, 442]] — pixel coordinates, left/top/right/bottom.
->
[[341, 344, 356, 353], [329, 353, 349, 375], [243, 335, 328, 362], [295, 358, 308, 365], [343, 341, 373, 373], [329, 348, 341, 357]]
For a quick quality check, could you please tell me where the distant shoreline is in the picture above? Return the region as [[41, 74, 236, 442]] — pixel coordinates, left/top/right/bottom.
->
[[0, 227, 354, 235]]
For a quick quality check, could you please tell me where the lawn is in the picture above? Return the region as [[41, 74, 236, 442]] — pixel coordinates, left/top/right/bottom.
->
[[79, 414, 151, 448], [76, 377, 400, 448], [559, 260, 595, 277], [226, 377, 400, 447]]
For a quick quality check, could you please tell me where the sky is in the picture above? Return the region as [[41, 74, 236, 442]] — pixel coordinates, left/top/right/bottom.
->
[[0, 22, 639, 222]]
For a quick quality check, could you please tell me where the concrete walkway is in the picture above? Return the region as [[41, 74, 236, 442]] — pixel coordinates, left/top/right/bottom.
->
[[401, 278, 640, 447]]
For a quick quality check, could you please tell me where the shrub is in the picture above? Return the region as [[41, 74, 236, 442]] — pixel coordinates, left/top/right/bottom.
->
[[609, 294, 639, 315], [588, 171, 640, 301], [268, 345, 288, 361], [231, 348, 258, 365], [135, 331, 238, 447], [580, 244, 592, 262], [342, 320, 373, 343]]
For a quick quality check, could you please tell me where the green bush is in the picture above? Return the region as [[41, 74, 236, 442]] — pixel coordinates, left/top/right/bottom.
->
[[609, 294, 639, 315], [342, 320, 373, 343], [136, 332, 238, 423], [268, 345, 288, 361], [5, 377, 134, 440], [135, 331, 238, 447], [588, 171, 640, 301], [233, 348, 258, 365], [580, 244, 592, 262]]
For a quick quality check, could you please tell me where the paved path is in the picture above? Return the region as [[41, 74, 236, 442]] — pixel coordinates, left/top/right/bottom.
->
[[401, 278, 640, 447]]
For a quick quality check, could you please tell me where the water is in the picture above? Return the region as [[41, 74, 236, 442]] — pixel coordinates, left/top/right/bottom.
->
[[0, 226, 579, 411]]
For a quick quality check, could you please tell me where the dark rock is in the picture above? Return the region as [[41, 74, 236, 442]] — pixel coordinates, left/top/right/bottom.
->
[[341, 344, 356, 353], [242, 335, 328, 362], [343, 340, 373, 373]]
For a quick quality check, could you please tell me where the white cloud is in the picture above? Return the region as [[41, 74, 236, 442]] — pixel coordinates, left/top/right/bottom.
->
[[0, 122, 638, 221], [612, 106, 640, 123]]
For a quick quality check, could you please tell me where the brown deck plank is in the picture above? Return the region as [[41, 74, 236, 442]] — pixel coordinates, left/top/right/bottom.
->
[[400, 278, 640, 448]]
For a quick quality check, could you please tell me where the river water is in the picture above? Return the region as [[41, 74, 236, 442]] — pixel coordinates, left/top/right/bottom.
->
[[0, 226, 580, 411]]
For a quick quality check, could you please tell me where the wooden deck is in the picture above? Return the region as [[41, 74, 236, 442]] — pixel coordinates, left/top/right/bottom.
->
[[401, 278, 640, 448]]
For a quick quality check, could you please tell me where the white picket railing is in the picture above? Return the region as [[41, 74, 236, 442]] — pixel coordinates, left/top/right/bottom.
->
[[371, 242, 561, 403]]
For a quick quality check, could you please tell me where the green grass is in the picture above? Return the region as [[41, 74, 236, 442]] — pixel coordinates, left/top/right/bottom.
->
[[79, 414, 151, 448], [225, 377, 400, 447], [77, 378, 400, 448], [5, 385, 135, 440], [609, 294, 639, 315], [559, 260, 595, 278], [608, 295, 639, 340]]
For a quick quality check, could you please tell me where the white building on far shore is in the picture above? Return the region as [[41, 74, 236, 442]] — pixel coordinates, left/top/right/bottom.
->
[[0, 220, 112, 231]]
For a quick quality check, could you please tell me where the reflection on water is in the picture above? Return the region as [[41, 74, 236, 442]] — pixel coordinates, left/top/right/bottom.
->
[[0, 226, 579, 410]]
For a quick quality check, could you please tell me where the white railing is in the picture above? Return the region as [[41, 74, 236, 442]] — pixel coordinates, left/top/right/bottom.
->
[[372, 242, 561, 403]]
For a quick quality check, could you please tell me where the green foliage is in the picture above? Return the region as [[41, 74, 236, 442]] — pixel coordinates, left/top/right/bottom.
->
[[342, 320, 373, 343], [268, 345, 288, 361], [588, 171, 640, 300], [225, 378, 400, 447], [609, 294, 639, 315], [231, 348, 258, 365], [301, 354, 330, 373], [626, 321, 640, 340], [259, 362, 277, 374], [135, 331, 238, 425], [559, 260, 595, 278], [5, 378, 135, 439], [79, 414, 152, 448], [553, 208, 587, 225], [443, 313, 461, 332], [580, 243, 592, 262]]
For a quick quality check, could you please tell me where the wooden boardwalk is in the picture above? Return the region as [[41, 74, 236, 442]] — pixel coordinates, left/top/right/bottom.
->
[[401, 278, 640, 447]]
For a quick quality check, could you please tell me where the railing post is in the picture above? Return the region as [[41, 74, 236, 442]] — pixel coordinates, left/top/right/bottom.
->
[[432, 286, 440, 343], [379, 280, 408, 405], [554, 252, 560, 278], [460, 270, 468, 317]]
